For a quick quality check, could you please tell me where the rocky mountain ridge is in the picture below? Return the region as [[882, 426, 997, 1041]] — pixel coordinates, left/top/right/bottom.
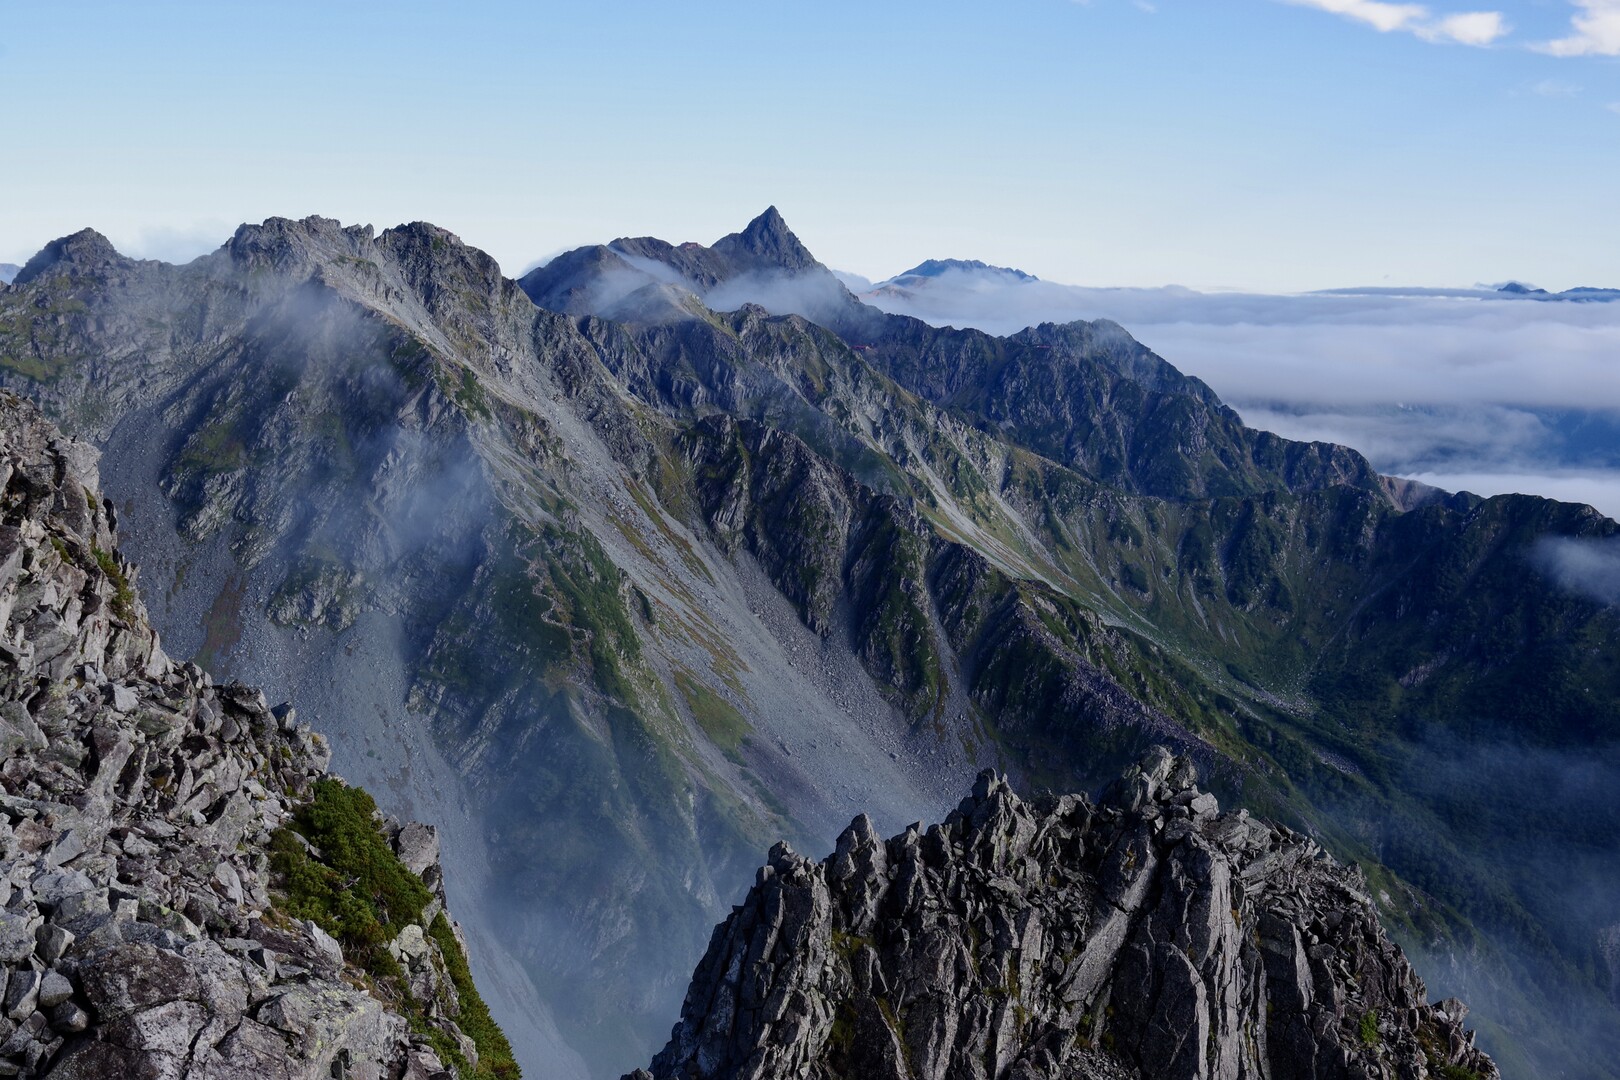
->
[[630, 750, 1496, 1080], [0, 389, 514, 1078], [525, 215, 1397, 505]]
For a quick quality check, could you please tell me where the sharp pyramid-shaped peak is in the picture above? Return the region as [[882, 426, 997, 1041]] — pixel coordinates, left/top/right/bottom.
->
[[14, 228, 128, 286], [741, 204, 791, 241], [713, 206, 821, 274]]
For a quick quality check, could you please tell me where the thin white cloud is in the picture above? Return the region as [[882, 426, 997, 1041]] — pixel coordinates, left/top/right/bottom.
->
[[1531, 78, 1581, 96], [1608, 101, 1620, 114], [1279, 0, 1509, 45], [1418, 11, 1509, 45], [1281, 0, 1427, 33], [1537, 0, 1620, 57]]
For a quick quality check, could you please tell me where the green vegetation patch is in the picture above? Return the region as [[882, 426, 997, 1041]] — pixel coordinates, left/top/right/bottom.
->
[[538, 526, 643, 704], [270, 779, 522, 1077], [177, 420, 248, 475], [269, 780, 430, 973], [91, 546, 136, 621], [0, 352, 77, 382], [828, 1000, 858, 1055], [480, 524, 646, 707], [450, 366, 492, 419], [428, 913, 521, 1079], [0, 302, 81, 382], [674, 669, 750, 759], [830, 928, 873, 961]]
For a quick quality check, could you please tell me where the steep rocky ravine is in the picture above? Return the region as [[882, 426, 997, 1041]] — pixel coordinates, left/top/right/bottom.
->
[[0, 390, 516, 1078], [631, 750, 1497, 1080]]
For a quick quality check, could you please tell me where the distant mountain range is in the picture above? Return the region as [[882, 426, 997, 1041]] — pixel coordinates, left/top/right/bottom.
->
[[1496, 280, 1620, 302], [0, 263, 20, 285], [0, 208, 1616, 1078], [846, 259, 1620, 306], [1329, 281, 1620, 302]]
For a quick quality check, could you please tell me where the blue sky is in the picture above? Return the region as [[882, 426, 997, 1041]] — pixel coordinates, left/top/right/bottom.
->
[[1, 0, 1617, 290]]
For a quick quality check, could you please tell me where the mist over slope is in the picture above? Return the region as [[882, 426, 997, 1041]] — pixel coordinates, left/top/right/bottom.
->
[[0, 209, 1615, 1078]]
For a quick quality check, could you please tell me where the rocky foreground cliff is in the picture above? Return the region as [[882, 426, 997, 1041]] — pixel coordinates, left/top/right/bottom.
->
[[0, 389, 516, 1078], [631, 750, 1496, 1080]]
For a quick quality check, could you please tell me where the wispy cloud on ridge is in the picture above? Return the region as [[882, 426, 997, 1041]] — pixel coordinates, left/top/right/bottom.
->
[[1536, 0, 1620, 57], [1277, 0, 1509, 45]]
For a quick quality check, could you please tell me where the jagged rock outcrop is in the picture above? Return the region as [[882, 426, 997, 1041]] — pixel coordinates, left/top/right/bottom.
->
[[631, 750, 1497, 1080], [0, 390, 509, 1079]]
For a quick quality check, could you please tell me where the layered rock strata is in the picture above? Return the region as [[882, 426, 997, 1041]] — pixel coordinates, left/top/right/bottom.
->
[[0, 389, 502, 1079], [632, 750, 1498, 1080]]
